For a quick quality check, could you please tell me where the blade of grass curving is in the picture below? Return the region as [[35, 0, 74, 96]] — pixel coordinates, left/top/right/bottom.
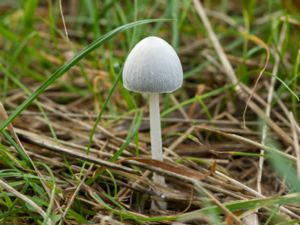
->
[[273, 75, 299, 101], [108, 52, 136, 110], [105, 169, 118, 197], [0, 19, 170, 132], [81, 71, 139, 197], [1, 130, 30, 164], [262, 71, 299, 101], [109, 109, 143, 162], [86, 72, 122, 154], [195, 96, 212, 120]]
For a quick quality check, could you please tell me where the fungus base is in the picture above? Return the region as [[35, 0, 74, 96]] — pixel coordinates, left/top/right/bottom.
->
[[149, 93, 167, 210]]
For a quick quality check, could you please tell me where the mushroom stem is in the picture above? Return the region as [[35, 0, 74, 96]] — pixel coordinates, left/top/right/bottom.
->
[[149, 93, 166, 210], [149, 93, 163, 161]]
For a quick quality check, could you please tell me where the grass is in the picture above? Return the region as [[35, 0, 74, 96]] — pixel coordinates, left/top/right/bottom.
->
[[0, 0, 300, 224]]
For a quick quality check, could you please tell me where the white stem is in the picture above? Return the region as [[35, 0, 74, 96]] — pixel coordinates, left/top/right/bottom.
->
[[149, 93, 163, 161], [149, 93, 166, 210]]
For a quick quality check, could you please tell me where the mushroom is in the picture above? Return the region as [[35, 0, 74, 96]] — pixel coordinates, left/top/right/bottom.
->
[[122, 36, 183, 209]]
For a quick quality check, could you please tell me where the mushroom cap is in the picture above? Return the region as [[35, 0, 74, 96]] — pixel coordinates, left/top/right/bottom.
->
[[122, 36, 183, 93]]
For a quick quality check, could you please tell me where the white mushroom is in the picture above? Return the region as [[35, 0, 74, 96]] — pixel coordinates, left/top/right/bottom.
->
[[122, 36, 183, 209]]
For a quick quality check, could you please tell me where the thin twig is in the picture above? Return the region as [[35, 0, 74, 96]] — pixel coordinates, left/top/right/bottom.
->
[[59, 0, 70, 41], [193, 0, 238, 85]]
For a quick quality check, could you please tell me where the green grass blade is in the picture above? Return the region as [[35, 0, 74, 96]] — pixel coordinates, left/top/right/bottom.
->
[[274, 75, 299, 101], [171, 0, 179, 48], [23, 0, 39, 29], [1, 130, 30, 165], [109, 109, 143, 162], [86, 72, 122, 154], [0, 23, 18, 42], [0, 19, 170, 132], [292, 49, 300, 116]]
